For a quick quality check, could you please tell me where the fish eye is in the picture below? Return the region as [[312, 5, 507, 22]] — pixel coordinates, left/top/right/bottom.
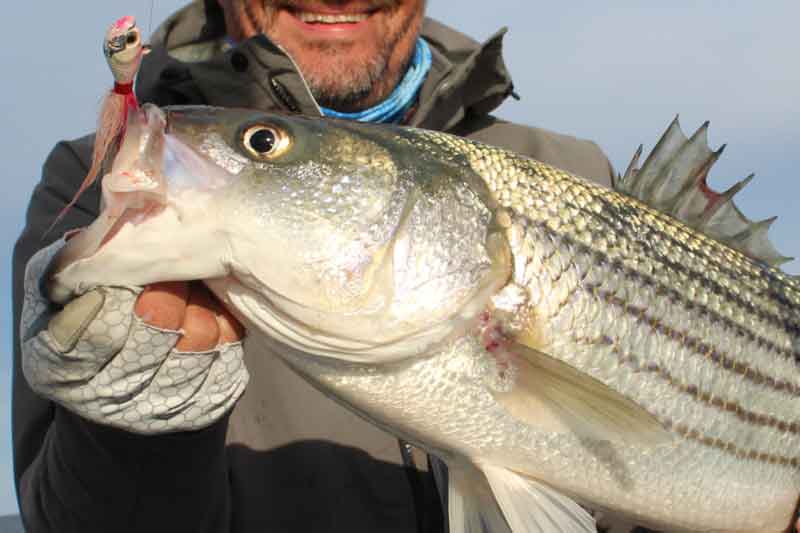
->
[[242, 125, 291, 160]]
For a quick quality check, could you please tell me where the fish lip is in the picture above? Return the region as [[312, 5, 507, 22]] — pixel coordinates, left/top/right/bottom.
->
[[48, 104, 170, 299]]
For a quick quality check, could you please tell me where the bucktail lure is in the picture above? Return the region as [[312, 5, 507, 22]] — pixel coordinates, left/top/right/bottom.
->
[[49, 16, 150, 232]]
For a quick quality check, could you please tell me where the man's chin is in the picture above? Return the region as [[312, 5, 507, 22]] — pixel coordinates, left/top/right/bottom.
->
[[294, 54, 386, 109], [308, 78, 375, 111]]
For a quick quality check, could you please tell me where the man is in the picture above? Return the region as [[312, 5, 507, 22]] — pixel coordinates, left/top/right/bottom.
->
[[12, 1, 614, 532]]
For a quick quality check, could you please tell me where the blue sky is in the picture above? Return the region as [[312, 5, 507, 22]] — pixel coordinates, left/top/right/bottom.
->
[[1, 0, 798, 516]]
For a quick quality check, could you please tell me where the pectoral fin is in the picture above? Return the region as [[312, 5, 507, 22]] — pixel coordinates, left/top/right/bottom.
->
[[494, 342, 670, 446]]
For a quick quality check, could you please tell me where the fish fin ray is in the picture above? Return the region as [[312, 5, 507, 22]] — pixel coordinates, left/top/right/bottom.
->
[[617, 117, 789, 267], [448, 464, 511, 533], [481, 464, 595, 532], [495, 341, 670, 446], [625, 115, 687, 200], [614, 143, 643, 191]]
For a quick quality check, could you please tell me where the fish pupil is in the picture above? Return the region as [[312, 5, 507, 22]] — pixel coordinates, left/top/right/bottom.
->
[[250, 129, 276, 154]]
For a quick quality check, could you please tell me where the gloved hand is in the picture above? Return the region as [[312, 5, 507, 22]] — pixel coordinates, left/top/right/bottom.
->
[[19, 239, 249, 434]]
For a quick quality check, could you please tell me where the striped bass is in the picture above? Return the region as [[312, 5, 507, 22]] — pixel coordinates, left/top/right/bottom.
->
[[50, 104, 800, 532]]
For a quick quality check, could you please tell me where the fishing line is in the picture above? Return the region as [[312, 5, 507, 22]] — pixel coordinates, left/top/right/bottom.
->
[[147, 0, 154, 37]]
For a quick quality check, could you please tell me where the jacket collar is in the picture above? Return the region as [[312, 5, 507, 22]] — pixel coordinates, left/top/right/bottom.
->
[[136, 0, 515, 130]]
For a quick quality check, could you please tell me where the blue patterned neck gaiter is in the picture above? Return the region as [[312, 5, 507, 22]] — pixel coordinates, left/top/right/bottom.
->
[[320, 38, 432, 124]]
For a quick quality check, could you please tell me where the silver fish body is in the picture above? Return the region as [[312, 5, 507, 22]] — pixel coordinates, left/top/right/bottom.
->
[[52, 105, 800, 532]]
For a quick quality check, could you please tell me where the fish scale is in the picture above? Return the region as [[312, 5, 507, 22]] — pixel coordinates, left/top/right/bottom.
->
[[411, 130, 800, 527], [258, 125, 800, 530], [51, 106, 800, 531]]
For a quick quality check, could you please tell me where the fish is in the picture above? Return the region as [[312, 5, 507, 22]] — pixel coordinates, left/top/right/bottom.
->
[[48, 103, 800, 532]]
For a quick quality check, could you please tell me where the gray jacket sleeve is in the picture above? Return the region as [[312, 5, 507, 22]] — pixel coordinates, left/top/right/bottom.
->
[[12, 137, 232, 533]]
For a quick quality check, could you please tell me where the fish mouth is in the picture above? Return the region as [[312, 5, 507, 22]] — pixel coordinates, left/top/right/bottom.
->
[[48, 105, 235, 303], [49, 105, 168, 288]]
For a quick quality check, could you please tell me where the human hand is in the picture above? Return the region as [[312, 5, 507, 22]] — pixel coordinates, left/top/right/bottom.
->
[[135, 281, 244, 353], [20, 240, 249, 434]]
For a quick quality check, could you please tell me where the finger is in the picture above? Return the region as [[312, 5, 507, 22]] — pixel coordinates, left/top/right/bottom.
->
[[175, 282, 220, 352], [217, 305, 245, 344], [199, 285, 245, 344], [135, 281, 190, 330]]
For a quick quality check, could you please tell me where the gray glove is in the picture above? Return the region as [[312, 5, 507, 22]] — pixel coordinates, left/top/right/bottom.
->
[[20, 240, 249, 434]]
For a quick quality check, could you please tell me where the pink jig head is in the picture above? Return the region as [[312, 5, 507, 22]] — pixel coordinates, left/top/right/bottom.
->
[[104, 16, 150, 105], [49, 16, 151, 234]]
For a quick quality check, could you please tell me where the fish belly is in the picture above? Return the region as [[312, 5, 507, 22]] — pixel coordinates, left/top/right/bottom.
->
[[273, 330, 798, 531]]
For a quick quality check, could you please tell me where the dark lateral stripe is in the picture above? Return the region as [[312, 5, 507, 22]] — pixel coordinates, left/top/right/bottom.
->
[[590, 286, 800, 395], [568, 338, 800, 468], [590, 188, 796, 310], [575, 333, 800, 434], [665, 420, 800, 469], [585, 198, 800, 340], [536, 220, 800, 365]]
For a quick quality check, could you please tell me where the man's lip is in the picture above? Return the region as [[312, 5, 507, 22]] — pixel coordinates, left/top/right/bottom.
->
[[282, 5, 379, 34], [281, 2, 383, 16], [296, 12, 370, 23]]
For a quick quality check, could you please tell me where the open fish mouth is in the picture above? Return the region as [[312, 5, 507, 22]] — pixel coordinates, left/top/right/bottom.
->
[[49, 104, 239, 303]]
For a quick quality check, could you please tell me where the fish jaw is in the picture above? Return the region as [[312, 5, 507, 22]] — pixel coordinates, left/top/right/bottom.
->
[[49, 105, 239, 302], [51, 195, 231, 299]]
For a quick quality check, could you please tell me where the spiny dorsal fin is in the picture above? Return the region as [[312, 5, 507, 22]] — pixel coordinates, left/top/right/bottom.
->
[[614, 117, 792, 267]]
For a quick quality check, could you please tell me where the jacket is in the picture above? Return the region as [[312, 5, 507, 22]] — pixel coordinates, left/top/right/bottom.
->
[[11, 1, 614, 531]]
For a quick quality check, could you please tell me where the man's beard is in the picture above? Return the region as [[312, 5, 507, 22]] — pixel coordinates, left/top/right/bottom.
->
[[260, 0, 416, 111], [297, 34, 397, 110]]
